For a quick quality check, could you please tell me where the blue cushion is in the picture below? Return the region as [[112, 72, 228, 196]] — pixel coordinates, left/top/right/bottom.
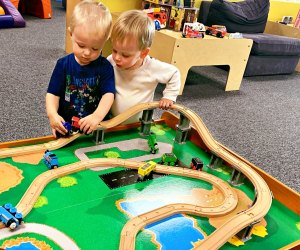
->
[[206, 0, 270, 33], [243, 33, 300, 56]]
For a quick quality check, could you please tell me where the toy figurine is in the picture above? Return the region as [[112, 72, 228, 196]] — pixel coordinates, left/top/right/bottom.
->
[[148, 132, 159, 154]]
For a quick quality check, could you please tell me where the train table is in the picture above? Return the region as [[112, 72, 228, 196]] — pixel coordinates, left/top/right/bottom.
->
[[0, 103, 299, 250]]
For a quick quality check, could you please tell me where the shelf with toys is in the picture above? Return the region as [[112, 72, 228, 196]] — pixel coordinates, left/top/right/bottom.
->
[[142, 0, 198, 31]]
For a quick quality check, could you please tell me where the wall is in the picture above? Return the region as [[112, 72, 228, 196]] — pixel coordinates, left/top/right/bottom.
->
[[268, 1, 300, 21], [100, 0, 142, 12]]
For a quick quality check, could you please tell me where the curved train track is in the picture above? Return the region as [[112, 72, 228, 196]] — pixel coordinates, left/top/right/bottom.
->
[[0, 102, 272, 249]]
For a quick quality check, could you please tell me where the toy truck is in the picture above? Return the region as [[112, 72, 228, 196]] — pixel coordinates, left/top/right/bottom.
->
[[205, 25, 227, 38], [182, 22, 206, 38]]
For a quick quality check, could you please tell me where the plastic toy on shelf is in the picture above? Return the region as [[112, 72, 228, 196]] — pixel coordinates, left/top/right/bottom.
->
[[229, 32, 243, 39], [205, 25, 227, 38], [182, 22, 205, 38], [145, 8, 168, 28]]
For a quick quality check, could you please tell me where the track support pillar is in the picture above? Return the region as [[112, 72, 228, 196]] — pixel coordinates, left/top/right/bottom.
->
[[208, 154, 223, 169], [94, 129, 105, 144], [229, 168, 245, 186], [236, 220, 260, 242], [175, 113, 191, 144], [140, 109, 154, 136]]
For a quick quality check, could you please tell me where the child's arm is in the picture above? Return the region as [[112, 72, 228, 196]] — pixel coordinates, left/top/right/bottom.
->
[[155, 61, 181, 109], [79, 93, 114, 134], [46, 93, 68, 137]]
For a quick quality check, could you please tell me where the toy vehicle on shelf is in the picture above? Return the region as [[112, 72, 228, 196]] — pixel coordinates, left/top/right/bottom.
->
[[205, 25, 227, 38], [43, 150, 59, 169], [160, 153, 178, 166], [154, 19, 161, 30], [0, 203, 23, 230], [190, 157, 204, 170], [148, 132, 159, 154], [229, 32, 243, 39], [182, 22, 206, 38], [138, 161, 157, 181], [146, 8, 168, 29]]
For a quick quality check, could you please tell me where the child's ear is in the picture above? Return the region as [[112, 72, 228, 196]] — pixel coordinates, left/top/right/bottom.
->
[[68, 27, 72, 37], [140, 48, 150, 59]]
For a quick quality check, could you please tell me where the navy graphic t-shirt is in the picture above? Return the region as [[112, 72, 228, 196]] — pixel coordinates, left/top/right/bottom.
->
[[47, 54, 115, 122]]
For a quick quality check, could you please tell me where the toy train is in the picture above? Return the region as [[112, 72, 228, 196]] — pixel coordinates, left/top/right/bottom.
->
[[147, 132, 159, 154], [63, 116, 81, 135], [190, 157, 204, 171], [43, 150, 59, 169], [0, 203, 23, 230], [160, 153, 178, 166], [138, 161, 157, 181]]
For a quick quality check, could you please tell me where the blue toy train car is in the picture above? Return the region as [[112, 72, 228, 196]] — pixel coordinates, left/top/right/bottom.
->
[[57, 116, 81, 138], [0, 203, 23, 230], [43, 150, 59, 169]]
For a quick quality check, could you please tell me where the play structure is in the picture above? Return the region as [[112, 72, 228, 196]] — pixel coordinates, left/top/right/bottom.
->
[[0, 0, 52, 28], [12, 0, 52, 19], [0, 103, 299, 249], [0, 0, 25, 28]]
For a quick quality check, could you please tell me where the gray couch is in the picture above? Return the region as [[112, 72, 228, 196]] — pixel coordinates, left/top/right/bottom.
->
[[198, 0, 300, 76]]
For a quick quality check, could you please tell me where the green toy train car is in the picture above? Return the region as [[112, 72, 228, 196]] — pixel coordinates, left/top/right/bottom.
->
[[160, 153, 178, 166]]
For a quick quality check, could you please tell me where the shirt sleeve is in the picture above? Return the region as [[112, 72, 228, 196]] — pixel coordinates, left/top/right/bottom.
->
[[149, 58, 181, 102], [99, 58, 116, 95], [47, 58, 65, 96]]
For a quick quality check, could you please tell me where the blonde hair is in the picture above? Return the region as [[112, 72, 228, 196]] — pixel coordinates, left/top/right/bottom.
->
[[69, 0, 112, 41], [111, 10, 155, 50]]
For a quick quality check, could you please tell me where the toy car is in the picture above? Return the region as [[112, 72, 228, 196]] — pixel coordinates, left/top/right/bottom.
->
[[182, 22, 205, 38], [205, 25, 227, 38], [147, 9, 168, 29]]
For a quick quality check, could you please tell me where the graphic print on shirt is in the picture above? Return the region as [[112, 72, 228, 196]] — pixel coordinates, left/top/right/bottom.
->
[[65, 74, 100, 119]]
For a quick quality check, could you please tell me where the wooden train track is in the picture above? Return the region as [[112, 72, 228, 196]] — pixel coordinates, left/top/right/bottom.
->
[[0, 102, 273, 249]]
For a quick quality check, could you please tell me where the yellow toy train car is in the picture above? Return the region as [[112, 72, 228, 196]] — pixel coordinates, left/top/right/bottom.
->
[[137, 161, 157, 181]]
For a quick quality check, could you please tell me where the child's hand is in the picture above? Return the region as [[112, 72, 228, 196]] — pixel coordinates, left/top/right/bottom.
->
[[159, 98, 174, 110], [79, 113, 101, 134], [48, 114, 67, 137]]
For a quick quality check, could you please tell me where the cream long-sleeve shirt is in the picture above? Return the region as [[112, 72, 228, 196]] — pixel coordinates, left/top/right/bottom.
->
[[107, 55, 180, 124]]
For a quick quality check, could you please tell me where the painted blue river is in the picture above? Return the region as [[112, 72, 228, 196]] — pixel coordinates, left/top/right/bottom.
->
[[120, 199, 204, 249]]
